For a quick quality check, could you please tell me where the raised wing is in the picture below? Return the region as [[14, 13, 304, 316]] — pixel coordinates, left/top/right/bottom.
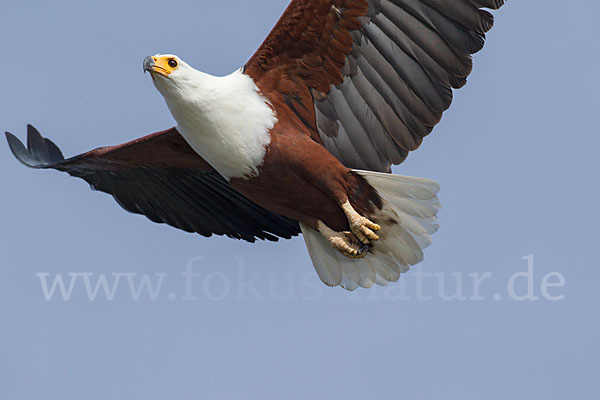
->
[[246, 0, 504, 172], [5, 125, 300, 242]]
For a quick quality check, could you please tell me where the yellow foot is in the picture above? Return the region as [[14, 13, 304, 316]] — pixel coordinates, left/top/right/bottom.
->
[[341, 201, 381, 244], [317, 221, 368, 259]]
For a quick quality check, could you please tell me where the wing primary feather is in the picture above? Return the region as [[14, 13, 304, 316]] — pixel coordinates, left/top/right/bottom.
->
[[389, 0, 486, 54], [363, 22, 451, 112]]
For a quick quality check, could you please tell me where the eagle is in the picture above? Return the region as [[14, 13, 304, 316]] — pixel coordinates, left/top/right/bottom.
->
[[6, 0, 505, 290]]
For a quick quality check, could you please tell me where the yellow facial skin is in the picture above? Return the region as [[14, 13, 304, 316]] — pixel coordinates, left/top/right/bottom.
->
[[145, 56, 179, 77]]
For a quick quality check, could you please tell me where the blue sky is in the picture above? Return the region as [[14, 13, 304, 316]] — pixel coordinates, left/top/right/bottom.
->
[[1, 1, 598, 399]]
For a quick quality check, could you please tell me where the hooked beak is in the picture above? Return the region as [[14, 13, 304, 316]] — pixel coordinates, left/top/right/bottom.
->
[[143, 56, 168, 77]]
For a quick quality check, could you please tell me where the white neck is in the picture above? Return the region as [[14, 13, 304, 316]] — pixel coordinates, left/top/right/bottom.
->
[[154, 68, 277, 180]]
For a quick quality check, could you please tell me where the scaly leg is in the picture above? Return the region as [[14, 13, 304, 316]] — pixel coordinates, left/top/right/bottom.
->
[[317, 221, 367, 259], [341, 200, 380, 244]]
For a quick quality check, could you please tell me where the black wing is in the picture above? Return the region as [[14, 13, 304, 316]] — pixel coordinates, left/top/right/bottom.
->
[[6, 125, 300, 242]]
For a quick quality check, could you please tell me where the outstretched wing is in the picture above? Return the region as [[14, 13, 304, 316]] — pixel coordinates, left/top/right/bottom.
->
[[245, 0, 504, 172], [5, 125, 300, 242]]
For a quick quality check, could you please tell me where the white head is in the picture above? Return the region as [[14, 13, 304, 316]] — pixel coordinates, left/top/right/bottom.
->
[[141, 53, 276, 180], [143, 54, 202, 100]]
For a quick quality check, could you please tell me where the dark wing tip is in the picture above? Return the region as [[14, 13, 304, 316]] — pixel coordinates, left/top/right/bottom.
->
[[5, 125, 65, 168], [5, 131, 43, 168]]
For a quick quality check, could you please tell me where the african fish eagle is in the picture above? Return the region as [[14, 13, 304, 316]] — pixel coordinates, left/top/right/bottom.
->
[[6, 0, 505, 290]]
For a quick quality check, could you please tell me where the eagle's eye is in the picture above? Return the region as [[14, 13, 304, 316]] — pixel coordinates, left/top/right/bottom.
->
[[168, 59, 178, 68]]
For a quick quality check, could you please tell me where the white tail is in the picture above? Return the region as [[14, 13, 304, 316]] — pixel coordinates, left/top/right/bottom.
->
[[301, 170, 441, 290]]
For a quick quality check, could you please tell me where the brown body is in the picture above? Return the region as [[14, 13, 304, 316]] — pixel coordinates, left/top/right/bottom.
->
[[231, 124, 379, 232]]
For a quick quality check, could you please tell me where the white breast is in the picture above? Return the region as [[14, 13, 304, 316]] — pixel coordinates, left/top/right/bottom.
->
[[155, 67, 277, 180]]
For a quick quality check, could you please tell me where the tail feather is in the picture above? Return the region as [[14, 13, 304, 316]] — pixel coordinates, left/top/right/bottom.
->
[[301, 170, 441, 290]]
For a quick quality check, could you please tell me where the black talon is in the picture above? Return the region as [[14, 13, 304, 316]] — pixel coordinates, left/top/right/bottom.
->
[[358, 242, 371, 255]]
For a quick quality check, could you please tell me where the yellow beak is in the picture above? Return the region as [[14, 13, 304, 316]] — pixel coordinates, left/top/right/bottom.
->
[[143, 56, 170, 77]]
